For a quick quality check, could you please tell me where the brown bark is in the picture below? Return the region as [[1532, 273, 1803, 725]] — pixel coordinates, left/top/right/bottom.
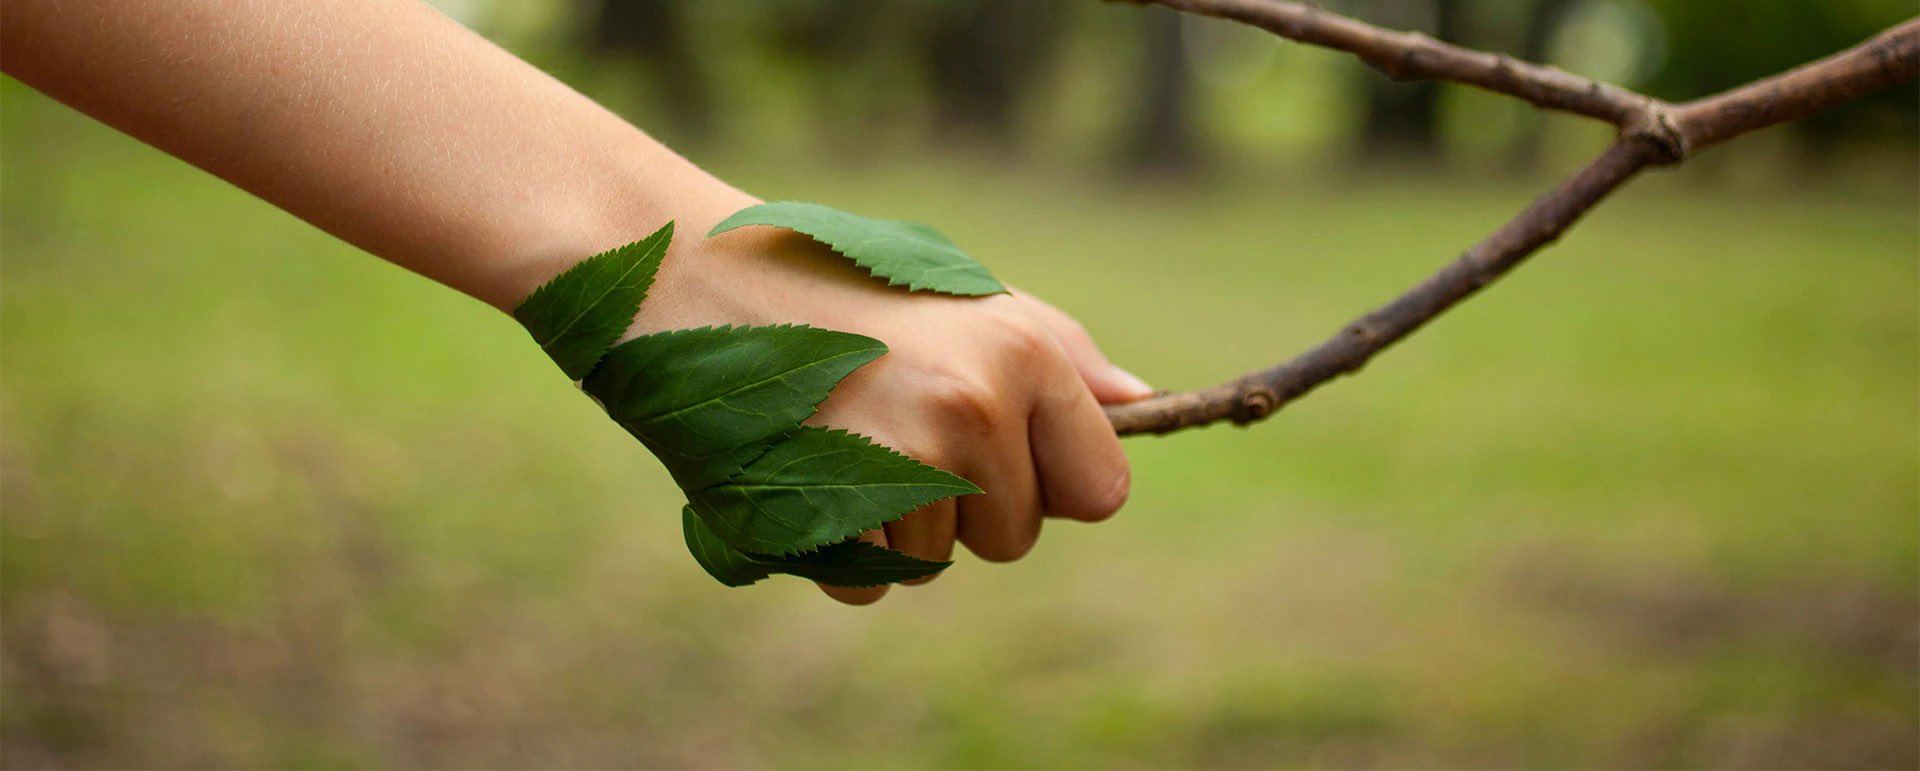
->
[[1132, 0, 1662, 126], [1104, 2, 1920, 436]]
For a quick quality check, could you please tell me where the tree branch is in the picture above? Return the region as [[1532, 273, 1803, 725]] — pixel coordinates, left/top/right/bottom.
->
[[1123, 0, 1668, 133], [1107, 140, 1656, 435], [1105, 5, 1920, 436], [1673, 17, 1920, 155]]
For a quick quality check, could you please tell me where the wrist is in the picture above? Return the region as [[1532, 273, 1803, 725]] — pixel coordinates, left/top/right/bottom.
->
[[470, 141, 754, 315]]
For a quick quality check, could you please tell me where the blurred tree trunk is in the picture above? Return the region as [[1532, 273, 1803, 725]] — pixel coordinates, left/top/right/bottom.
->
[[1506, 0, 1577, 171], [770, 0, 924, 159], [587, 0, 714, 143], [920, 0, 1070, 153], [1356, 0, 1463, 163], [1117, 7, 1201, 174], [770, 0, 877, 147]]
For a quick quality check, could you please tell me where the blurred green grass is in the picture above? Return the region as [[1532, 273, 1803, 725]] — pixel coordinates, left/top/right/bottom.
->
[[2, 79, 1915, 768]]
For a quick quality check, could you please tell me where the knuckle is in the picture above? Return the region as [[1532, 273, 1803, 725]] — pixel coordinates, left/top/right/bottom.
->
[[1019, 295, 1092, 343], [1059, 316, 1093, 344], [1001, 321, 1054, 364], [924, 373, 1001, 433], [981, 309, 1054, 364]]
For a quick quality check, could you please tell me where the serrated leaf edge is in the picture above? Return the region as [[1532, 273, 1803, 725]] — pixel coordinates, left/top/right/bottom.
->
[[682, 506, 771, 587], [591, 324, 889, 492], [514, 222, 673, 378], [693, 426, 981, 557], [708, 202, 1006, 297], [731, 426, 982, 497], [521, 226, 671, 345], [684, 505, 949, 587], [766, 541, 951, 587]]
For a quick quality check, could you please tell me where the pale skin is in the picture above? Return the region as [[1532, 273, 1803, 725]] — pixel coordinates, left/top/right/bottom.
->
[[2, 0, 1150, 604]]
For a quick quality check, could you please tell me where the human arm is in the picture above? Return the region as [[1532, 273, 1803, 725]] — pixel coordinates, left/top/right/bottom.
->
[[0, 0, 1151, 603]]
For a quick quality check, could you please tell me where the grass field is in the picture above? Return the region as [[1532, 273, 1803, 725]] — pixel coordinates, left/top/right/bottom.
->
[[2, 77, 1915, 768]]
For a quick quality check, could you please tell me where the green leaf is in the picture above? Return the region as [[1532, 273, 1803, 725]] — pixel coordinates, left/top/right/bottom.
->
[[688, 427, 980, 555], [709, 202, 1006, 296], [512, 222, 672, 380], [682, 507, 948, 587], [512, 213, 987, 588], [583, 324, 888, 490]]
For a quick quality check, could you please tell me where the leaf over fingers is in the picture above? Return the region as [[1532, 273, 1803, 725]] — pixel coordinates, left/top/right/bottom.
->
[[585, 324, 888, 490], [688, 427, 980, 555], [682, 507, 949, 587]]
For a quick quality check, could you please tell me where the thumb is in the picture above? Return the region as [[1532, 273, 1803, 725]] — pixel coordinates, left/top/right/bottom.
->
[[1013, 290, 1155, 405]]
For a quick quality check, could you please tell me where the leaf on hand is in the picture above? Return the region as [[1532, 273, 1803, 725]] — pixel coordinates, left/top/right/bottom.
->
[[512, 221, 672, 380], [708, 202, 1006, 296], [682, 507, 948, 587], [583, 324, 888, 491], [688, 427, 980, 555], [513, 213, 985, 588]]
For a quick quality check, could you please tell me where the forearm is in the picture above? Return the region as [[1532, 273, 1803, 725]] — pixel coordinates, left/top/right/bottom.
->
[[0, 0, 744, 310]]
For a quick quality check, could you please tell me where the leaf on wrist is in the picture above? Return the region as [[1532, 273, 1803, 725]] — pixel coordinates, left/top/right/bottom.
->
[[583, 324, 887, 491], [709, 201, 1006, 296], [682, 507, 948, 587], [512, 221, 672, 380], [687, 427, 980, 556]]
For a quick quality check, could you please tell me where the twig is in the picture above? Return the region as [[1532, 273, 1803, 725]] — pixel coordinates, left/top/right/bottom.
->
[[1673, 18, 1920, 153], [1128, 0, 1669, 134], [1105, 4, 1920, 436]]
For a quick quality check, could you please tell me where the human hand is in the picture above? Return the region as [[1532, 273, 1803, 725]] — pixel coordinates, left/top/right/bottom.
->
[[631, 196, 1153, 604]]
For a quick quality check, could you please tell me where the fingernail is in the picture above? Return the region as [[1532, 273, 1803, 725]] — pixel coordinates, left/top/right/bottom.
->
[[1112, 366, 1154, 397]]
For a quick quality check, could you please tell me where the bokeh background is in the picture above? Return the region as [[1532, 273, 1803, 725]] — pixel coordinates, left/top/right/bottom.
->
[[3, 0, 1916, 768]]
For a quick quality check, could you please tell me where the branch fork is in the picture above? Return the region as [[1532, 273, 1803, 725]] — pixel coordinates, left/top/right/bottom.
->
[[1106, 0, 1920, 436]]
